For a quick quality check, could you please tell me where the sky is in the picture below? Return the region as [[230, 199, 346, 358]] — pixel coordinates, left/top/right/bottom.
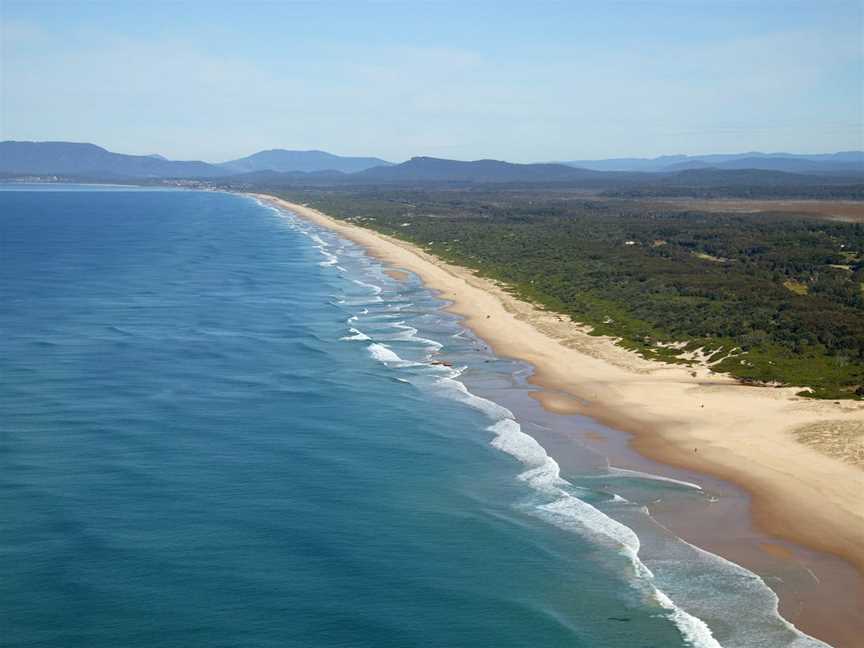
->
[[1, 0, 862, 163]]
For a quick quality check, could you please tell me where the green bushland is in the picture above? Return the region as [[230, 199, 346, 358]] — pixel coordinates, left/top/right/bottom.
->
[[275, 188, 864, 399]]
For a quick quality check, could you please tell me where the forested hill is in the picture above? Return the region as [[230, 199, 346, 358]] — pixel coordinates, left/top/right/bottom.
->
[[0, 141, 391, 178], [352, 156, 608, 182], [219, 149, 392, 174], [0, 141, 226, 178], [275, 187, 864, 399], [561, 151, 864, 173], [602, 168, 864, 199]]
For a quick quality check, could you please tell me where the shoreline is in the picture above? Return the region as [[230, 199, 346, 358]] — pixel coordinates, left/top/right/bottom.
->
[[470, 367, 864, 648], [252, 193, 864, 645]]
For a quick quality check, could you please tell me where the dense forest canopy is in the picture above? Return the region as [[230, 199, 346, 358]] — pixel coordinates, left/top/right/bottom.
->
[[274, 187, 864, 398]]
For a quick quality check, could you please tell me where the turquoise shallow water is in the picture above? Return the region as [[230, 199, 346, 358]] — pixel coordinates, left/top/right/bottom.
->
[[0, 187, 828, 647]]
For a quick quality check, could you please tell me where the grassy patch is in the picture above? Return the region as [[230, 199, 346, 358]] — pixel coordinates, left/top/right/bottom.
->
[[783, 279, 809, 295]]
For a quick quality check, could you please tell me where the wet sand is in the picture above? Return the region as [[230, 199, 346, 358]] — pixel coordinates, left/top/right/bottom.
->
[[384, 268, 411, 282], [460, 350, 864, 648]]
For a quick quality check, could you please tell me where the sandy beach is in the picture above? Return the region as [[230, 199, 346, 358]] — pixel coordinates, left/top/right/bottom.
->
[[254, 193, 864, 640]]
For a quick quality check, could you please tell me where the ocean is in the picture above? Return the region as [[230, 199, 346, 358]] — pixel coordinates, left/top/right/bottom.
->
[[0, 186, 829, 647]]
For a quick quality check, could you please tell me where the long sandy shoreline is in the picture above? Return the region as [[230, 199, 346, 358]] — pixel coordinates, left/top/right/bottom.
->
[[253, 195, 864, 583]]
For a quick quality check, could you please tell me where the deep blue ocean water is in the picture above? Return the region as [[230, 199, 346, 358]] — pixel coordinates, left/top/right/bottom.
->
[[0, 187, 828, 647]]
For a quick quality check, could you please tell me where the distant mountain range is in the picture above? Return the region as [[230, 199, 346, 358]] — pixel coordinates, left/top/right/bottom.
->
[[352, 157, 606, 183], [231, 157, 861, 187], [0, 142, 226, 178], [219, 149, 391, 174], [0, 142, 391, 178], [559, 151, 864, 174], [1, 141, 861, 184]]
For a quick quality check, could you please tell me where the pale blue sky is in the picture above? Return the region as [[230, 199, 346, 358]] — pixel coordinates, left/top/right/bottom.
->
[[1, 0, 862, 162]]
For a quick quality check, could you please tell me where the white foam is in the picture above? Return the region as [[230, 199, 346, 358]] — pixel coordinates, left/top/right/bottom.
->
[[368, 342, 403, 363], [387, 321, 444, 349], [655, 590, 723, 648], [390, 320, 416, 333], [352, 279, 383, 295], [341, 328, 370, 341], [347, 309, 369, 325], [654, 535, 832, 648], [250, 197, 283, 217], [608, 466, 703, 491], [310, 233, 329, 248], [357, 312, 400, 321], [433, 375, 514, 421], [482, 418, 724, 647], [344, 296, 383, 306], [488, 419, 558, 482], [486, 420, 643, 559], [366, 343, 424, 368]]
